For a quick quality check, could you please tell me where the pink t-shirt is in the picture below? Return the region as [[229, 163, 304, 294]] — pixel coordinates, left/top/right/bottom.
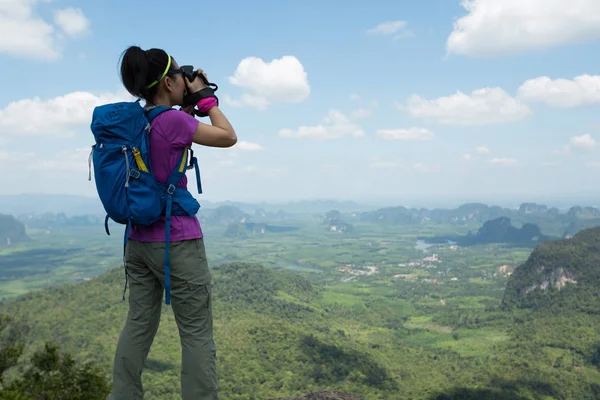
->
[[128, 109, 204, 242]]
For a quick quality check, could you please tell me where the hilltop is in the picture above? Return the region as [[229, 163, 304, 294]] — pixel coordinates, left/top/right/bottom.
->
[[502, 226, 600, 312], [422, 217, 551, 248], [0, 263, 404, 399], [460, 217, 548, 246]]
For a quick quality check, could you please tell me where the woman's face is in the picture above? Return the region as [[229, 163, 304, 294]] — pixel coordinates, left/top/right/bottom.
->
[[165, 60, 186, 106]]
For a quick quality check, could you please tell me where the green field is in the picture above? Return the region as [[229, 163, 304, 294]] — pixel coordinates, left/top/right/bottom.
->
[[2, 214, 600, 399]]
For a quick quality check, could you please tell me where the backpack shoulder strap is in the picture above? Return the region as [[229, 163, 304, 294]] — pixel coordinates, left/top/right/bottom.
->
[[161, 146, 199, 305], [145, 105, 172, 122]]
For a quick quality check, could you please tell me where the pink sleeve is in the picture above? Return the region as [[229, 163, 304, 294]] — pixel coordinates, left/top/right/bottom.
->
[[154, 110, 199, 148]]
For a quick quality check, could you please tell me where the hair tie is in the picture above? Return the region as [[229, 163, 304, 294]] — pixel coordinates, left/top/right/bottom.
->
[[146, 54, 172, 89]]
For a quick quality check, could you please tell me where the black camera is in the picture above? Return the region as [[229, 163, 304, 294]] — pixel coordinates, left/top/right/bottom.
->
[[179, 65, 219, 115], [180, 65, 218, 90]]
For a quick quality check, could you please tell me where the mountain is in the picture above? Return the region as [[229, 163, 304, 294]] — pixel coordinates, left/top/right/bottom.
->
[[358, 202, 600, 238], [0, 194, 104, 216], [0, 214, 28, 246], [199, 205, 252, 225], [18, 212, 103, 230], [461, 217, 549, 246], [0, 263, 400, 399], [0, 194, 373, 218], [323, 210, 354, 235], [4, 259, 600, 398], [502, 226, 600, 311], [423, 217, 551, 247]]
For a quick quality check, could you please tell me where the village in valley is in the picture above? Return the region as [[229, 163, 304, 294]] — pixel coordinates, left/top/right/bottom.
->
[[333, 239, 516, 286]]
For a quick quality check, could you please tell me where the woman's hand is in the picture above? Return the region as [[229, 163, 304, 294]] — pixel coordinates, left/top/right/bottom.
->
[[185, 68, 208, 93]]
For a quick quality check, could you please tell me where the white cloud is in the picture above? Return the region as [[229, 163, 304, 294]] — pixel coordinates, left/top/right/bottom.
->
[[586, 161, 600, 168], [349, 93, 361, 101], [447, 0, 600, 57], [0, 90, 133, 139], [403, 87, 531, 125], [517, 74, 600, 108], [278, 110, 364, 140], [413, 163, 440, 173], [226, 56, 310, 109], [31, 147, 90, 171], [53, 7, 90, 37], [0, 147, 90, 174], [367, 20, 412, 38], [377, 127, 434, 141], [464, 146, 491, 161], [558, 134, 598, 154], [570, 134, 597, 150], [0, 0, 91, 60], [489, 157, 519, 166], [236, 141, 265, 151], [217, 160, 235, 167], [371, 161, 400, 168], [350, 108, 372, 119]]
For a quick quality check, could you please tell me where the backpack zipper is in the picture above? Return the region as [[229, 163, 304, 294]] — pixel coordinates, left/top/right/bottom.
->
[[122, 146, 130, 187]]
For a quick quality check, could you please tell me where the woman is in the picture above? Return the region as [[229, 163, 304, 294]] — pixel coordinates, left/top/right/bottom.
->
[[110, 46, 236, 400]]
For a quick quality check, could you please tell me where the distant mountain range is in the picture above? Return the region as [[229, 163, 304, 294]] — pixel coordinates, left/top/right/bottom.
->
[[423, 216, 551, 247], [0, 194, 373, 216], [357, 202, 600, 238], [4, 194, 600, 239]]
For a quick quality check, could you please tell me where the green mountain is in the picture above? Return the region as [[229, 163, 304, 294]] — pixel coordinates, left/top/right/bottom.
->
[[423, 217, 551, 247], [5, 259, 600, 399], [0, 263, 403, 399], [358, 202, 600, 238], [461, 217, 549, 246], [0, 214, 28, 247], [502, 226, 600, 312]]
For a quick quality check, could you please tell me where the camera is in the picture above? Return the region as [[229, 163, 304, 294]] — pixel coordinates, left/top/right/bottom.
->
[[179, 65, 219, 114]]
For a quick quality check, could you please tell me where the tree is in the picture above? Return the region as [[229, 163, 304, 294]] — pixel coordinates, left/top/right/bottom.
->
[[0, 315, 110, 400]]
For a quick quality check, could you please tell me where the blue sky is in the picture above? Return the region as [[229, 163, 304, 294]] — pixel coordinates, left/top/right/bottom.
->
[[2, 0, 600, 207]]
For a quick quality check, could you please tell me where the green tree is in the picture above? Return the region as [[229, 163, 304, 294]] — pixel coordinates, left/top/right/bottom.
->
[[0, 315, 110, 400]]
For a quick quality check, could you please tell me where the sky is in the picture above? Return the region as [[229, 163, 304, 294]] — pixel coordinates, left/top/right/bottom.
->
[[2, 0, 600, 208]]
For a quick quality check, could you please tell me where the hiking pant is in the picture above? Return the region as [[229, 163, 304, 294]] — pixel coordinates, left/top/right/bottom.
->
[[111, 238, 218, 400]]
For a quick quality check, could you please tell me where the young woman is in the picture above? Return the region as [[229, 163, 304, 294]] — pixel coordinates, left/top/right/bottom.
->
[[110, 46, 236, 400]]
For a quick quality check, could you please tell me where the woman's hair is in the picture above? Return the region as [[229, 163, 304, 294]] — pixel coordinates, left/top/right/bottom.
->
[[119, 46, 178, 101]]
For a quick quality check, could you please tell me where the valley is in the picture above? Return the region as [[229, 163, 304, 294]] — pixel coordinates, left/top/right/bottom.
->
[[1, 200, 600, 399]]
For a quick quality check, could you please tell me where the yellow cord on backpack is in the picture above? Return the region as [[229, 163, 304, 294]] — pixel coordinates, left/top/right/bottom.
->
[[178, 147, 189, 173], [132, 148, 149, 172]]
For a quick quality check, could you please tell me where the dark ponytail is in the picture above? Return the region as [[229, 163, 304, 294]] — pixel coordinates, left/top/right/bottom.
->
[[119, 46, 172, 101]]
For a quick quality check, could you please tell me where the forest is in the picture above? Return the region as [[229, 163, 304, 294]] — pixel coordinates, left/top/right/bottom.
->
[[1, 201, 600, 399]]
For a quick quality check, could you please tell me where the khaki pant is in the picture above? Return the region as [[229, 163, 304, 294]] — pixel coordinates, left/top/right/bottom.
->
[[110, 238, 218, 400]]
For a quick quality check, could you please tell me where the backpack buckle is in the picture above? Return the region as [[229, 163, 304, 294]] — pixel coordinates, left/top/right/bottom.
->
[[167, 184, 176, 195], [129, 169, 140, 179]]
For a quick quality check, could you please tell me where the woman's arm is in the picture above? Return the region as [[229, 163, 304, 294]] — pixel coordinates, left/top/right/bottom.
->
[[192, 106, 237, 148]]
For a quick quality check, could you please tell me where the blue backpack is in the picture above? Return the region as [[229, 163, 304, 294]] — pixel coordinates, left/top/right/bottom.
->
[[89, 99, 202, 305]]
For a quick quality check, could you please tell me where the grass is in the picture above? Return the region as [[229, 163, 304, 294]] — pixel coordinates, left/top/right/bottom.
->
[[7, 217, 600, 398], [2, 221, 533, 365]]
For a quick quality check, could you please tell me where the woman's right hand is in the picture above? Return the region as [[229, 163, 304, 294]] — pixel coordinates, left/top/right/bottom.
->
[[185, 68, 208, 92]]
